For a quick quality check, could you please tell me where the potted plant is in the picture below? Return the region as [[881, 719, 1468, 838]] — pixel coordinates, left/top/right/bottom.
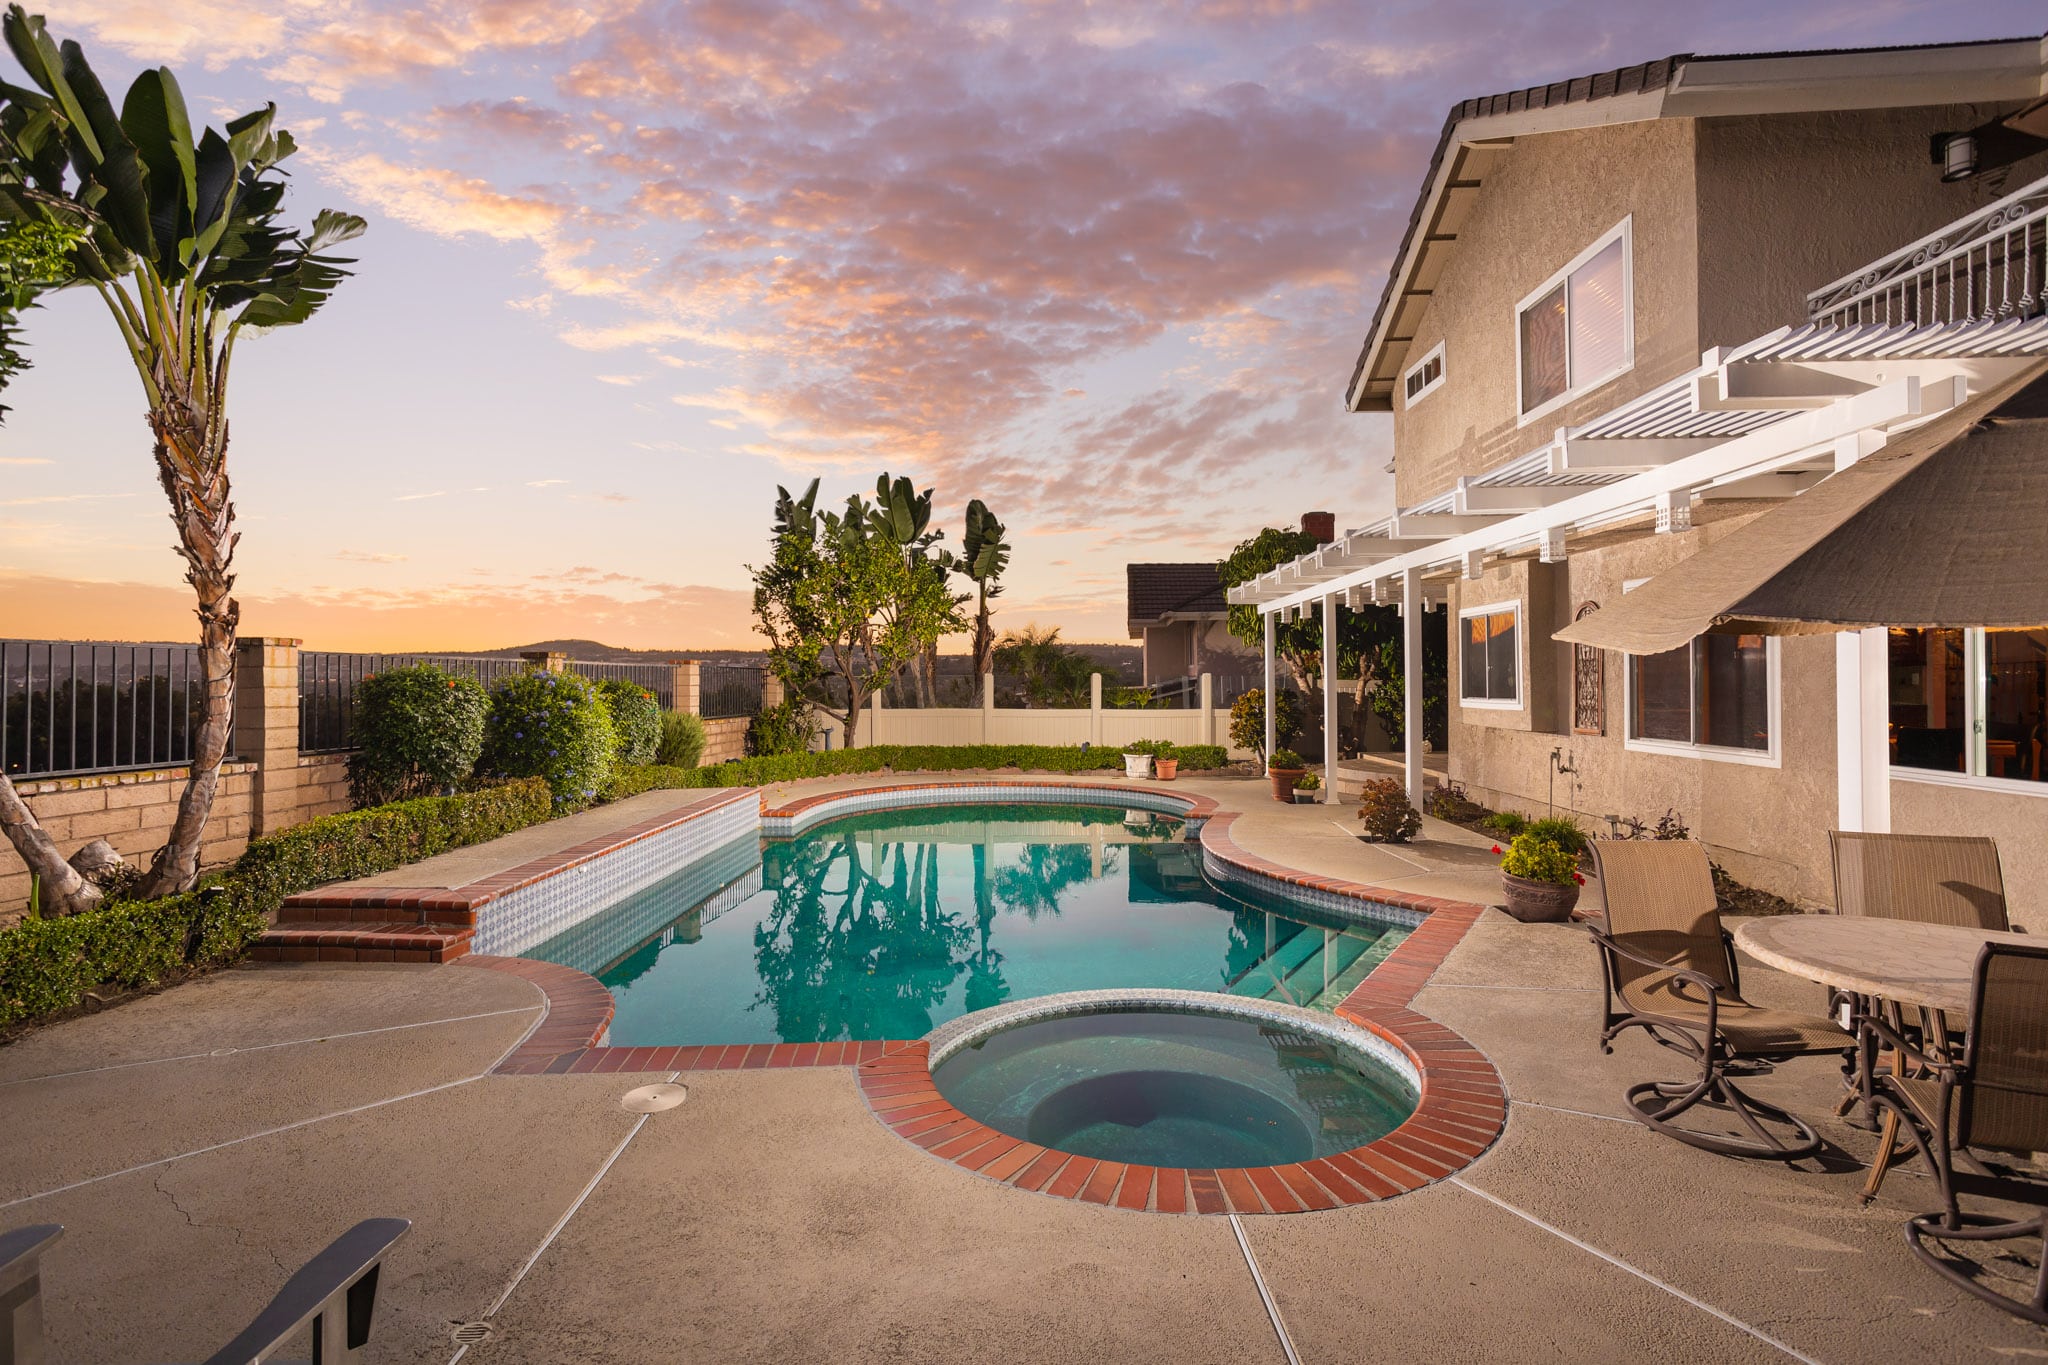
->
[[1495, 830, 1585, 923], [1267, 748, 1306, 802], [1292, 771, 1322, 804], [1152, 739, 1179, 781], [1123, 740, 1154, 779]]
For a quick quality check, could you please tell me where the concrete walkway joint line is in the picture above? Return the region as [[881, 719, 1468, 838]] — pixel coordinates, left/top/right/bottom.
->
[[1230, 1213, 1303, 1365], [0, 1005, 544, 1087], [1447, 1177, 1823, 1365], [0, 975, 554, 1212], [449, 1071, 683, 1365]]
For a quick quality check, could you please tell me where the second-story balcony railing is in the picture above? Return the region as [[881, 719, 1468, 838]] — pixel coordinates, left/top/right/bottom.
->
[[1807, 171, 2048, 329]]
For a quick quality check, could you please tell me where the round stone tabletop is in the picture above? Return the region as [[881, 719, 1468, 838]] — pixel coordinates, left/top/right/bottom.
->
[[1731, 916, 2031, 1014]]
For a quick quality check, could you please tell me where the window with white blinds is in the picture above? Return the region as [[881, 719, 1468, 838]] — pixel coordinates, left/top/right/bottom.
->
[[1517, 220, 1633, 422]]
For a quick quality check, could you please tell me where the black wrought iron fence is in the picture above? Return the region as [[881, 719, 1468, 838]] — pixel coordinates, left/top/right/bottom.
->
[[564, 660, 674, 708], [702, 664, 764, 719], [298, 653, 529, 754], [0, 639, 217, 779]]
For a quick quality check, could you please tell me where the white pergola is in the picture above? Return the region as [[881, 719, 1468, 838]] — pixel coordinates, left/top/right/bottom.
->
[[1232, 315, 2048, 816]]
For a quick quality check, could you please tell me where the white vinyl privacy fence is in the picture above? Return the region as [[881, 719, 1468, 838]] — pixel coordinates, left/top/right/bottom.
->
[[814, 672, 1248, 756]]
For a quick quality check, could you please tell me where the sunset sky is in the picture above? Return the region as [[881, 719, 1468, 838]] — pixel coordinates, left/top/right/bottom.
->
[[0, 0, 2034, 651]]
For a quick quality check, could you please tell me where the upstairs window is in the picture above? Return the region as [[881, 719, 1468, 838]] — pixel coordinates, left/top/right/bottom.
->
[[1459, 603, 1520, 708], [1403, 342, 1445, 406], [1518, 219, 1632, 422]]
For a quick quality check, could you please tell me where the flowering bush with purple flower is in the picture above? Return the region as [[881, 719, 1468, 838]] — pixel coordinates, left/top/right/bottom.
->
[[478, 669, 616, 810]]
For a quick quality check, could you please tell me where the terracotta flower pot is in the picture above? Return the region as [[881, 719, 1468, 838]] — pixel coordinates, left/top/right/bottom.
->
[[1500, 872, 1581, 923], [1268, 767, 1305, 802], [1154, 758, 1179, 781]]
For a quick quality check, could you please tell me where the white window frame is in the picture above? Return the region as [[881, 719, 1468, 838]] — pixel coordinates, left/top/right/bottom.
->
[[1402, 341, 1446, 407], [1618, 578, 1782, 768], [1457, 599, 1523, 711], [1890, 626, 2048, 800], [1515, 216, 1635, 427]]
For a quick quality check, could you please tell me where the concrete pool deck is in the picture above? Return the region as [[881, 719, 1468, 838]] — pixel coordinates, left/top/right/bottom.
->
[[4, 771, 2041, 1362]]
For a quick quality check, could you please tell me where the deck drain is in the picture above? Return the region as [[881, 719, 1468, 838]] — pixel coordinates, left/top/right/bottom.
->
[[451, 1322, 494, 1345], [621, 1082, 688, 1113]]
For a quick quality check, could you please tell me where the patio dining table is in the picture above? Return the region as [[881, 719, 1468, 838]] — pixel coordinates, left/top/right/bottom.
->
[[1731, 915, 2031, 1017]]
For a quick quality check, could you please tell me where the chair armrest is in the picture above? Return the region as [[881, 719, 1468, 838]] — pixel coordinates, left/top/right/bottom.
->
[[199, 1219, 409, 1365], [1588, 928, 1727, 997], [1857, 1011, 1958, 1082]]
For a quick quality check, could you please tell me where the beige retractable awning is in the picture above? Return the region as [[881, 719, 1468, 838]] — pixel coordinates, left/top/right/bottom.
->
[[1555, 378, 2048, 656]]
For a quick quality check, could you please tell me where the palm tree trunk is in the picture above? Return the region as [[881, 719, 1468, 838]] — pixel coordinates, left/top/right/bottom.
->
[[0, 773, 102, 915], [136, 400, 238, 900]]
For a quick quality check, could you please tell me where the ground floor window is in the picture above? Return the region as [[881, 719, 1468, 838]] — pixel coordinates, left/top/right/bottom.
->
[[1458, 603, 1520, 707], [1627, 635, 1773, 754], [1889, 627, 2047, 786], [1622, 581, 1774, 760]]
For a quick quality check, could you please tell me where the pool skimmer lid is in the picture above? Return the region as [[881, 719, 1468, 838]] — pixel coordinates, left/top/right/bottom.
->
[[621, 1082, 688, 1113]]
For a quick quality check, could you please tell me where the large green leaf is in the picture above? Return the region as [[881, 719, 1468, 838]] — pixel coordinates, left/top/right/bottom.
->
[[0, 7, 97, 162], [120, 67, 195, 265], [55, 37, 151, 259], [224, 103, 274, 168], [961, 499, 1009, 584], [188, 127, 235, 260]]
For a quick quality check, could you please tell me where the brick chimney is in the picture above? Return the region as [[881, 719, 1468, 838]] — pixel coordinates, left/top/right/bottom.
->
[[1301, 511, 1335, 544]]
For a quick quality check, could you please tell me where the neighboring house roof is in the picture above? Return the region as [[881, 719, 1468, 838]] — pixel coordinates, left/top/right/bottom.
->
[[1127, 563, 1228, 636], [1347, 34, 2048, 413]]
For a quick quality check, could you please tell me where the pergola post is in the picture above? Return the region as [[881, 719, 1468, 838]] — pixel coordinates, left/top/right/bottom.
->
[[1831, 434, 1891, 834], [1322, 592, 1339, 805], [1402, 569, 1424, 811], [1262, 608, 1276, 765]]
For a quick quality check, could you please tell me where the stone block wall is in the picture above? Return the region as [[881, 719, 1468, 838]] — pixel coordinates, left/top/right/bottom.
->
[[703, 717, 749, 765]]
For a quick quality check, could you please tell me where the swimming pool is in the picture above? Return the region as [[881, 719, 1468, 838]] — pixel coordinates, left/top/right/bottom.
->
[[522, 802, 1412, 1046]]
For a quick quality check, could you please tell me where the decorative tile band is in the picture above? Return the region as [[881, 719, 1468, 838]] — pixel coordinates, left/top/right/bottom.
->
[[761, 780, 1217, 839], [924, 988, 1421, 1094]]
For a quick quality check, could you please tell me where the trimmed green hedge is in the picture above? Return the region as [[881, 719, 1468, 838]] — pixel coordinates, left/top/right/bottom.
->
[[0, 778, 552, 1032], [603, 743, 1231, 801]]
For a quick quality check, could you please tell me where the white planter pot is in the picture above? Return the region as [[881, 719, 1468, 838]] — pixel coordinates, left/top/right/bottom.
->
[[1123, 753, 1153, 778]]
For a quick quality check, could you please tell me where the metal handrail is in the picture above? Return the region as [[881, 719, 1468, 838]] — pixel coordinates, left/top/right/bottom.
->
[[1, 1224, 62, 1365], [1806, 171, 2048, 327], [196, 1219, 409, 1365]]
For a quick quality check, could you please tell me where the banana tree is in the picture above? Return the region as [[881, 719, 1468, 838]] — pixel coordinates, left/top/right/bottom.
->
[[868, 472, 959, 706], [0, 7, 366, 906], [956, 499, 1009, 693]]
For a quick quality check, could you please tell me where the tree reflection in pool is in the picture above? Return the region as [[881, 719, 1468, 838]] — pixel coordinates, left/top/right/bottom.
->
[[525, 804, 1411, 1046]]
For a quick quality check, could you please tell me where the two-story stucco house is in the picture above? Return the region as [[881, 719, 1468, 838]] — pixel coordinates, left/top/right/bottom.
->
[[1229, 37, 2048, 925]]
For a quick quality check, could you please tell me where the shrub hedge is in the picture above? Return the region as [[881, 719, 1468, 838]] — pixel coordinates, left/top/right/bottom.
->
[[345, 663, 489, 806], [0, 779, 552, 1033], [595, 679, 663, 766], [603, 743, 1229, 800], [479, 671, 616, 809]]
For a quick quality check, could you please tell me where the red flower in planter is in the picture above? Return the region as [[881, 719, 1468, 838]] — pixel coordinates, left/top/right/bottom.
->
[[1573, 872, 1586, 885]]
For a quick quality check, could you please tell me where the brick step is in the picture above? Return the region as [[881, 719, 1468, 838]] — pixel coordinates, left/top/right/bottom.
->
[[276, 889, 480, 927], [253, 921, 475, 964]]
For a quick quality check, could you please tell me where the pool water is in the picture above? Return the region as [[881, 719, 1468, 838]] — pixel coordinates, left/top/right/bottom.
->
[[932, 1009, 1417, 1167], [524, 803, 1410, 1046]]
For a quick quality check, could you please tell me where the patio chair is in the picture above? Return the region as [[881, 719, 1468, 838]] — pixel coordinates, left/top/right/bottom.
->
[[1828, 832, 2009, 932], [1589, 838, 1851, 1160], [1862, 943, 2048, 1325]]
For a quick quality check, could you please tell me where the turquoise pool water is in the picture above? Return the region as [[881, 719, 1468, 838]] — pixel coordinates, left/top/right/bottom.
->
[[932, 1009, 1417, 1167], [524, 803, 1410, 1046]]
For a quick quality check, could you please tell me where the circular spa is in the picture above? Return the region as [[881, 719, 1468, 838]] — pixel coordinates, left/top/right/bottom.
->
[[931, 1005, 1418, 1169]]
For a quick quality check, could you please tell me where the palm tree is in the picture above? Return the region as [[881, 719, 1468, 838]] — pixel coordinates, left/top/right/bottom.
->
[[956, 499, 1009, 694], [994, 624, 1092, 708], [0, 8, 366, 905]]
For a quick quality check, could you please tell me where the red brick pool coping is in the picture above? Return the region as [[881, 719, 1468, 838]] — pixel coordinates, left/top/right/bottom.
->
[[458, 782, 1505, 1212], [761, 779, 1220, 830]]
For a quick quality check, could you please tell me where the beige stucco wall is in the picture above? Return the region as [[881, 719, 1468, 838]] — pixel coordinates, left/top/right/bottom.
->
[[1142, 619, 1249, 686], [1694, 103, 2048, 351], [1393, 117, 1703, 506], [1448, 519, 1840, 909]]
